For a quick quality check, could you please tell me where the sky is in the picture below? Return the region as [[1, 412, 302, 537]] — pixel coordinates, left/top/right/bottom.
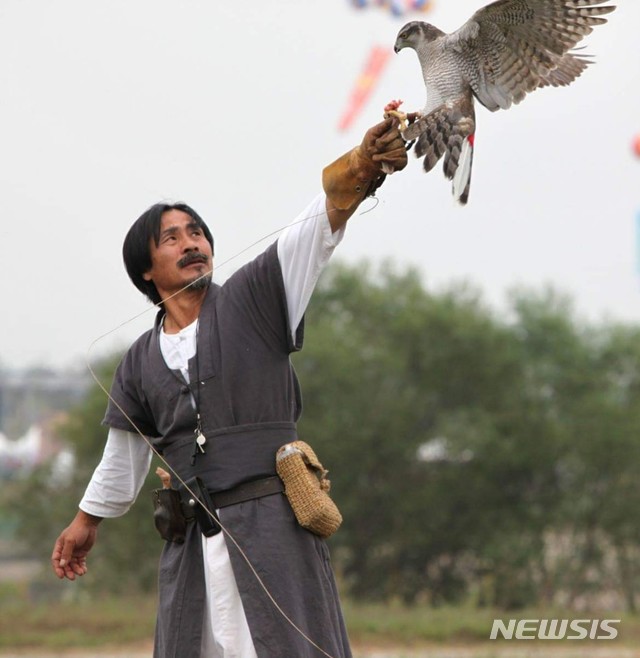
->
[[1, 0, 638, 372]]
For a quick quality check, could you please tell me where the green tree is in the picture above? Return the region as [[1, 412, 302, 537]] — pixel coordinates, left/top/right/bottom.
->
[[295, 263, 564, 606], [296, 265, 640, 609]]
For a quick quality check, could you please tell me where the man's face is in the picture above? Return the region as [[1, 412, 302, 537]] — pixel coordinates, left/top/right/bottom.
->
[[142, 209, 213, 300]]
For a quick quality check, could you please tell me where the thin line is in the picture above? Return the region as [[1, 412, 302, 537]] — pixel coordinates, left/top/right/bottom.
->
[[89, 198, 379, 347], [88, 210, 325, 348]]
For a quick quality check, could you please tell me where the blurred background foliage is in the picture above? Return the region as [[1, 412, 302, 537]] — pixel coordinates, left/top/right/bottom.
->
[[4, 260, 640, 612]]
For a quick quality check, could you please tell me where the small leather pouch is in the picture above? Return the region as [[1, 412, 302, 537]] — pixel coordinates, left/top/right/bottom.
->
[[276, 441, 342, 539], [152, 487, 188, 543]]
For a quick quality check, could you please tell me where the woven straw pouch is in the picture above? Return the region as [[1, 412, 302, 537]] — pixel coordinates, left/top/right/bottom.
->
[[276, 441, 342, 538]]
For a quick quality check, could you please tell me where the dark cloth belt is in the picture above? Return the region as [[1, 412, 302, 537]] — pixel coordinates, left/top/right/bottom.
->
[[163, 422, 298, 493], [212, 475, 284, 509]]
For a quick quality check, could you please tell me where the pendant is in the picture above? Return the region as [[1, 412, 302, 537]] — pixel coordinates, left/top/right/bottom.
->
[[196, 432, 207, 453]]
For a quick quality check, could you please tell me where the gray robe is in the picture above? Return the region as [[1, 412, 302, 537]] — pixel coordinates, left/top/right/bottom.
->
[[104, 242, 352, 658]]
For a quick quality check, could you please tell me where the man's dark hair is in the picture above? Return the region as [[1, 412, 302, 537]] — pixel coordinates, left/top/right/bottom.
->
[[122, 202, 214, 305]]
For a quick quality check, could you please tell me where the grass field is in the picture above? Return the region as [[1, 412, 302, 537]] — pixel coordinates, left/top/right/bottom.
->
[[0, 645, 639, 657], [0, 589, 638, 656], [0, 647, 639, 658]]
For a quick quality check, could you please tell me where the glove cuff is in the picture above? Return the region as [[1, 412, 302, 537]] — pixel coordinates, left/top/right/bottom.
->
[[322, 147, 385, 211]]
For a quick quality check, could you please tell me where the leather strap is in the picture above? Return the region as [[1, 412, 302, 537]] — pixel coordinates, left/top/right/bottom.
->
[[211, 475, 284, 509]]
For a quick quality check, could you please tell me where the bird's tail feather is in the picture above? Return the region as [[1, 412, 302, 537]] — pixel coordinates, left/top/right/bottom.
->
[[403, 99, 476, 205], [451, 135, 474, 205], [404, 106, 451, 171]]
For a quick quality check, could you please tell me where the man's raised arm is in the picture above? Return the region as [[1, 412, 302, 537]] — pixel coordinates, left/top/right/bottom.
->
[[322, 117, 408, 233]]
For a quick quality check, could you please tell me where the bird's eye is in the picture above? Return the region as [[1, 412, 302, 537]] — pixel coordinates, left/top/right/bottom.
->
[[400, 32, 408, 39]]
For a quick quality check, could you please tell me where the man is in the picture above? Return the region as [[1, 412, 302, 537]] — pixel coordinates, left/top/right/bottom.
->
[[51, 118, 407, 658]]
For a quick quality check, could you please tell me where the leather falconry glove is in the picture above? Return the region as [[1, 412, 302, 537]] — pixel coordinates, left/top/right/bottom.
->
[[322, 118, 408, 211]]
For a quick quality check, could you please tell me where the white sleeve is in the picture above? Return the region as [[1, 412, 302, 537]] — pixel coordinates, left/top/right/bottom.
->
[[79, 427, 153, 518], [277, 193, 345, 334]]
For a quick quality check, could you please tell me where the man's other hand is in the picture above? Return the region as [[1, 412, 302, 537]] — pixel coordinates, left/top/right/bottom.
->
[[51, 510, 101, 580]]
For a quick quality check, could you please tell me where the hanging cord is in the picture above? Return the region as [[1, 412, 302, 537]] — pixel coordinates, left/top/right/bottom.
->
[[85, 197, 380, 658]]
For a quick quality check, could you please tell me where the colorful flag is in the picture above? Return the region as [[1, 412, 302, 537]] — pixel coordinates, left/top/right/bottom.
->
[[338, 46, 391, 132]]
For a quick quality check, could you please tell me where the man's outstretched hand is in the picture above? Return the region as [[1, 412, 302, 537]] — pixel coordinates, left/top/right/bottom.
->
[[323, 115, 409, 227], [51, 510, 101, 580], [357, 116, 408, 177]]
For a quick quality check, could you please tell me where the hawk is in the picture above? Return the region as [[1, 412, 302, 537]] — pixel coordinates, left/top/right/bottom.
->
[[388, 0, 616, 204]]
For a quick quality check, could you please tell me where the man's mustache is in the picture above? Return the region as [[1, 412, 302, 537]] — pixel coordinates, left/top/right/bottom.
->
[[178, 252, 209, 268]]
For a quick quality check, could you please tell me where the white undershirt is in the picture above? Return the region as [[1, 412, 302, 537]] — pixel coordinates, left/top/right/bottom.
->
[[79, 194, 344, 657]]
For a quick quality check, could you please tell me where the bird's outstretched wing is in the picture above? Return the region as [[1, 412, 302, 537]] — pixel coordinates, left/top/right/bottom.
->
[[445, 0, 615, 111]]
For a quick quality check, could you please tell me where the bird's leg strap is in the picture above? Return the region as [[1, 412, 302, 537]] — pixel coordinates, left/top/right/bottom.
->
[[382, 99, 421, 134], [384, 109, 409, 133], [384, 111, 422, 140]]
